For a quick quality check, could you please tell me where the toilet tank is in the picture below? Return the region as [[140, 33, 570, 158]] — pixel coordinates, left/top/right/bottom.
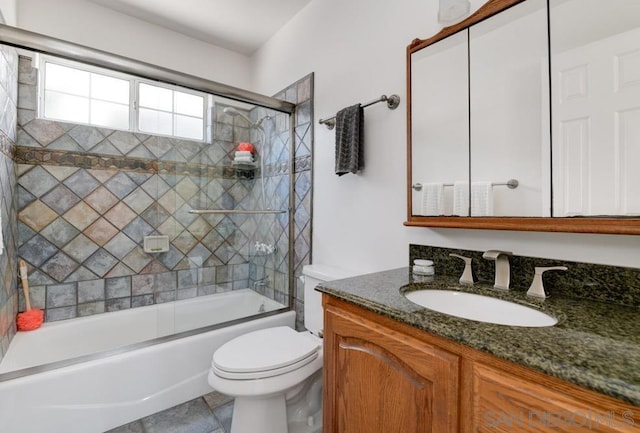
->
[[302, 264, 361, 336]]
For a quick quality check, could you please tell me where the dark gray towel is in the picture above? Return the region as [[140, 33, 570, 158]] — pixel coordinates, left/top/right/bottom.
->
[[335, 104, 364, 176]]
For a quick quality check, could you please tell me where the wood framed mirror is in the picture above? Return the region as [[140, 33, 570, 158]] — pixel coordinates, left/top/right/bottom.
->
[[405, 0, 640, 234]]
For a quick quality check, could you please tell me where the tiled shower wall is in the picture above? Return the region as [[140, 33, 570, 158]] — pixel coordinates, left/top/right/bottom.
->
[[0, 43, 19, 360], [15, 55, 313, 325]]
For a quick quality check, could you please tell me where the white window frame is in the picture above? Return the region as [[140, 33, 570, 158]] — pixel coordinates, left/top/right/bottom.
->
[[38, 55, 207, 142]]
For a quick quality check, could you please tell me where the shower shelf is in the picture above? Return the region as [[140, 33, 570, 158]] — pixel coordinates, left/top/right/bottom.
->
[[232, 161, 258, 170], [189, 209, 287, 215]]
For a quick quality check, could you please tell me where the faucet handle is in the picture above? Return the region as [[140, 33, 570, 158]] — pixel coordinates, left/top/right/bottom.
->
[[449, 254, 477, 285], [527, 266, 568, 299]]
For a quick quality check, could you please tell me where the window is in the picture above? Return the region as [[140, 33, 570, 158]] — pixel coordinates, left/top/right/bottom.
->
[[40, 57, 205, 141], [138, 82, 204, 141], [43, 62, 130, 129]]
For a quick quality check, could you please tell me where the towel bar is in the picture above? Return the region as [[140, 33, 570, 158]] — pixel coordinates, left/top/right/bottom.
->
[[189, 209, 287, 215], [412, 179, 519, 191], [319, 94, 400, 130]]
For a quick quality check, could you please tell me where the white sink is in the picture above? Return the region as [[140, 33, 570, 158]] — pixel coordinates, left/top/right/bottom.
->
[[404, 290, 557, 327]]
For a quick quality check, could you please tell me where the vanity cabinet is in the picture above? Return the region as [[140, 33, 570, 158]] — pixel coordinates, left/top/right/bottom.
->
[[323, 295, 639, 433], [322, 298, 460, 433]]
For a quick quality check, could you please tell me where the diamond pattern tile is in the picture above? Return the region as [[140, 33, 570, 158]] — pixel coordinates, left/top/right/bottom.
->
[[157, 190, 184, 215], [122, 216, 155, 243], [63, 234, 100, 263], [173, 230, 198, 254], [174, 177, 199, 202], [40, 217, 80, 248], [18, 234, 58, 267], [22, 119, 66, 146], [41, 184, 81, 215], [63, 202, 100, 231], [63, 170, 100, 198], [140, 202, 170, 228], [108, 131, 141, 155], [43, 165, 79, 182], [85, 249, 118, 277], [140, 175, 171, 200], [103, 232, 136, 260], [84, 186, 119, 214], [84, 218, 119, 246], [104, 172, 137, 199], [104, 202, 137, 230], [68, 125, 105, 151], [157, 216, 184, 241], [13, 62, 312, 321], [187, 217, 212, 239], [41, 252, 79, 282], [19, 200, 58, 231], [122, 247, 152, 273], [86, 168, 117, 184], [123, 187, 154, 214], [19, 165, 58, 197]]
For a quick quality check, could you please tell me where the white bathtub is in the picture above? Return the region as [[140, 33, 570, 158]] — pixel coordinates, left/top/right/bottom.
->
[[0, 289, 294, 433]]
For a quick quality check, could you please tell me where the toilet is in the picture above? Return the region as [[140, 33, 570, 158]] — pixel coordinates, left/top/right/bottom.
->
[[207, 264, 358, 433]]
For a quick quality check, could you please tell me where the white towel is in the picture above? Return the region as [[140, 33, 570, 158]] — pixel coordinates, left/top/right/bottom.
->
[[420, 183, 444, 216], [235, 151, 253, 158], [471, 181, 494, 216], [453, 181, 469, 216]]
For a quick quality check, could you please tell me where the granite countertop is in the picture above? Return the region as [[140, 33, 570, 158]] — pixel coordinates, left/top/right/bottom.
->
[[317, 267, 640, 406]]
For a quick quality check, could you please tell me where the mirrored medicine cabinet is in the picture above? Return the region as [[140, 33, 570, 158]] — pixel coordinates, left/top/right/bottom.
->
[[406, 0, 640, 234]]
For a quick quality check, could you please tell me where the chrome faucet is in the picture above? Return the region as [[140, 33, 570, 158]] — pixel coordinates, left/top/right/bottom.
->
[[482, 250, 512, 290], [527, 266, 568, 299], [253, 277, 270, 292]]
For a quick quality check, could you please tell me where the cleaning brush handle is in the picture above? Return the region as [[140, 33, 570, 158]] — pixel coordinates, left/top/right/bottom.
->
[[19, 260, 31, 311]]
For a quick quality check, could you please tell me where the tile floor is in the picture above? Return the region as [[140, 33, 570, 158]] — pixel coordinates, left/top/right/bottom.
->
[[107, 392, 234, 433]]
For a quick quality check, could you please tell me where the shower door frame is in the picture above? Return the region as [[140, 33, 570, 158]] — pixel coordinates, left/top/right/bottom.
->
[[0, 24, 298, 311]]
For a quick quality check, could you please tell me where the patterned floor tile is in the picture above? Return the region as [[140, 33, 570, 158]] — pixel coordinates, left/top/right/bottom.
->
[[141, 398, 221, 433], [106, 420, 146, 433]]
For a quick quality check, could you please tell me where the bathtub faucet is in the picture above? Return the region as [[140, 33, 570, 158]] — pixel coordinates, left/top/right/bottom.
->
[[253, 277, 270, 291]]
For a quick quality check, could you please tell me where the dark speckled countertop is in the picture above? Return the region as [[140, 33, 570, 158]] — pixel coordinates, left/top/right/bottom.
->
[[316, 267, 640, 406]]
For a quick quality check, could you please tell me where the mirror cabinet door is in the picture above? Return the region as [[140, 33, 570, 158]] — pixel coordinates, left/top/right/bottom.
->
[[469, 0, 550, 217], [550, 0, 640, 217], [411, 31, 469, 217]]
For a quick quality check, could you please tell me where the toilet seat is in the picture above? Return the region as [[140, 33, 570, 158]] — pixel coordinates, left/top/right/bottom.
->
[[212, 326, 320, 380]]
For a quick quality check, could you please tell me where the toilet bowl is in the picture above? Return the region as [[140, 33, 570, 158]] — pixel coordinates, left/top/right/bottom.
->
[[207, 264, 359, 433]]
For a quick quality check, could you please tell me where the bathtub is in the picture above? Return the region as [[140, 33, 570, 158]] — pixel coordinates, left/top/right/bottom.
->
[[0, 289, 294, 433]]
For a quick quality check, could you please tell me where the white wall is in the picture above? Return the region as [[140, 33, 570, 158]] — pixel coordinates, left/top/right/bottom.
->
[[0, 0, 16, 25], [16, 0, 252, 89], [251, 0, 640, 272]]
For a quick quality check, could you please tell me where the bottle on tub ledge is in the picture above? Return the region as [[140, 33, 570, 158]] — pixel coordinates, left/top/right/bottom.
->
[[233, 142, 256, 168]]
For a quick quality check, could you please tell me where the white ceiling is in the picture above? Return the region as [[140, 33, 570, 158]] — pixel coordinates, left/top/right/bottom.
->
[[88, 0, 312, 55]]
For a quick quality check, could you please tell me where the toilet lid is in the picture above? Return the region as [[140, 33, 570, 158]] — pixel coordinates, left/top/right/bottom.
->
[[213, 326, 320, 379]]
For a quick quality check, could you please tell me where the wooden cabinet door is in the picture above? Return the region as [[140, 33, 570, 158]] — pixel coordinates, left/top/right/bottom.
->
[[471, 362, 640, 433], [323, 304, 459, 433]]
